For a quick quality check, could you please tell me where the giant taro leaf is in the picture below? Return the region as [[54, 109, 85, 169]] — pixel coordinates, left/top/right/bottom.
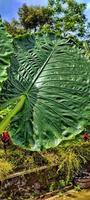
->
[[0, 36, 90, 151], [0, 19, 13, 91]]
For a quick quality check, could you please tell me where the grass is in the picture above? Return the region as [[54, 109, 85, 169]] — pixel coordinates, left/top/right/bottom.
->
[[0, 139, 90, 182], [56, 140, 90, 183], [0, 159, 13, 180]]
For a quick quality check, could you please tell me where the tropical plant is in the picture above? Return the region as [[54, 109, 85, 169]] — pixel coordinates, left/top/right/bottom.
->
[[0, 18, 13, 91], [0, 21, 90, 151]]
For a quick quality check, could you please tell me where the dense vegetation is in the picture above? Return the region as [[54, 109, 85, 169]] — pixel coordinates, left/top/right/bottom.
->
[[0, 1, 90, 199], [4, 0, 88, 40]]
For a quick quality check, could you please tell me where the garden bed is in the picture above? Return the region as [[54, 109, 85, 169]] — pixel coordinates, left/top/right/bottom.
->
[[0, 164, 59, 200], [1, 163, 90, 200], [0, 141, 90, 199]]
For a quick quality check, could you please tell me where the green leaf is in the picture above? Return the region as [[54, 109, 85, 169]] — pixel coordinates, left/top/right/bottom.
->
[[0, 19, 13, 91], [1, 36, 90, 151]]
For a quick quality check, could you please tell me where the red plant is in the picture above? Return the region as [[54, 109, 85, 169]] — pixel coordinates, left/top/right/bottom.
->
[[82, 132, 89, 141], [1, 131, 10, 143]]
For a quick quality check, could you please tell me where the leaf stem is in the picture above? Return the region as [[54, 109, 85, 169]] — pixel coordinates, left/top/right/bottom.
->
[[0, 95, 26, 133]]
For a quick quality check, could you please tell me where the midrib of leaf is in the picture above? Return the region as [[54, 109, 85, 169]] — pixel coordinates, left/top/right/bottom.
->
[[26, 42, 57, 93], [0, 41, 57, 133]]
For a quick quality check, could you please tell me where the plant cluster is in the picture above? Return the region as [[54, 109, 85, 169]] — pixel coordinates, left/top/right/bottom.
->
[[0, 159, 13, 180], [56, 141, 90, 183], [4, 0, 88, 40]]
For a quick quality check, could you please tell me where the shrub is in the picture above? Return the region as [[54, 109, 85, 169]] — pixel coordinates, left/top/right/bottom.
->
[[56, 141, 90, 183], [0, 149, 5, 158], [0, 159, 13, 180]]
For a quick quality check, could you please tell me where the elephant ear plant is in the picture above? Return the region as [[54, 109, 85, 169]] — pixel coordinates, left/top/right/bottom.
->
[[0, 19, 13, 121], [0, 21, 90, 151], [0, 19, 13, 91]]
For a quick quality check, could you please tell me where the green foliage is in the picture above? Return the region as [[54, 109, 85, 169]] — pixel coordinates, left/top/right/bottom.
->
[[0, 146, 35, 171], [0, 18, 13, 91], [5, 0, 87, 39], [48, 0, 87, 38], [59, 180, 66, 188], [49, 182, 57, 192], [0, 107, 11, 121], [56, 141, 90, 183], [58, 150, 81, 184], [0, 33, 90, 150], [83, 41, 90, 59], [74, 184, 81, 191], [0, 149, 5, 158], [18, 4, 53, 31], [5, 20, 26, 37], [0, 159, 13, 180]]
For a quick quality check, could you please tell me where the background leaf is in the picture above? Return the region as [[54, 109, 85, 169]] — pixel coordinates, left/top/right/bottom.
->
[[0, 19, 13, 92]]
